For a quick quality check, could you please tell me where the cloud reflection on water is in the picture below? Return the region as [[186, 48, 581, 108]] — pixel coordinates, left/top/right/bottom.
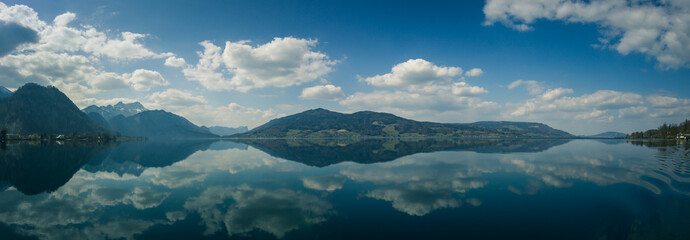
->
[[184, 185, 332, 238], [0, 139, 688, 238]]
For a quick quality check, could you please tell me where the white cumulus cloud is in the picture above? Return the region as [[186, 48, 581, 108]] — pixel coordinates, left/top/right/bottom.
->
[[126, 69, 169, 91], [646, 95, 690, 108], [300, 84, 345, 101], [362, 58, 462, 88], [185, 37, 336, 92], [511, 89, 643, 117], [2, 7, 169, 60], [645, 95, 690, 118], [342, 59, 494, 122], [0, 3, 46, 30], [148, 89, 207, 107], [164, 56, 186, 67], [507, 80, 544, 95], [0, 3, 174, 107], [465, 68, 484, 77], [483, 0, 690, 69], [341, 90, 495, 114]]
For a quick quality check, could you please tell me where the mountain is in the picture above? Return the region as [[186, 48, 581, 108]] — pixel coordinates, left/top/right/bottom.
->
[[83, 101, 217, 139], [0, 83, 110, 134], [108, 110, 218, 139], [587, 131, 627, 139], [202, 126, 249, 136], [83, 101, 148, 120], [232, 108, 573, 138], [86, 112, 111, 130], [0, 86, 11, 98]]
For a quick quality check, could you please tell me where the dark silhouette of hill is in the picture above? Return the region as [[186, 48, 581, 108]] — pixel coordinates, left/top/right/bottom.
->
[[233, 138, 571, 167], [232, 108, 573, 138], [0, 143, 111, 195], [0, 139, 218, 193], [0, 83, 109, 134], [627, 120, 689, 139]]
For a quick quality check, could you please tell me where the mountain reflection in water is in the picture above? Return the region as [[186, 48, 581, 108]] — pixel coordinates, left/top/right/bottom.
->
[[0, 139, 688, 239], [233, 138, 571, 166], [0, 143, 111, 195]]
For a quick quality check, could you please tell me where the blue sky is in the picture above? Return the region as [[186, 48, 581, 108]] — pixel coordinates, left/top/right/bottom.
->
[[0, 0, 688, 135]]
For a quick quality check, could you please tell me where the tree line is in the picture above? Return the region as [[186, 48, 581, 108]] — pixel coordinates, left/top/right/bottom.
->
[[626, 120, 689, 139]]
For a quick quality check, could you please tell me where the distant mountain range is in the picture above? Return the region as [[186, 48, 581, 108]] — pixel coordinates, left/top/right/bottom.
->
[[202, 126, 249, 136], [0, 83, 109, 134], [82, 103, 221, 139], [108, 110, 217, 139], [83, 101, 148, 119], [232, 108, 573, 138], [0, 83, 218, 138], [82, 101, 242, 138]]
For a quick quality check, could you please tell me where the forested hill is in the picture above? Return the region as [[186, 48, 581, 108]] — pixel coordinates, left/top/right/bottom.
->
[[231, 108, 573, 138], [627, 120, 690, 139], [0, 83, 109, 134]]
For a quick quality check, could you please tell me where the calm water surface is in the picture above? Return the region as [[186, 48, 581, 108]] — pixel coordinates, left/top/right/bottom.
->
[[0, 139, 689, 239]]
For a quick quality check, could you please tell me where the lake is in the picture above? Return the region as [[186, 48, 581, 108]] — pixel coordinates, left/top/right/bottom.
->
[[0, 139, 689, 239]]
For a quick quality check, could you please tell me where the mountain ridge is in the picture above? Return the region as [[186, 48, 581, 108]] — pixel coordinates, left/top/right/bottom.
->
[[82, 102, 223, 139], [108, 110, 218, 139], [0, 83, 109, 134], [232, 108, 573, 138]]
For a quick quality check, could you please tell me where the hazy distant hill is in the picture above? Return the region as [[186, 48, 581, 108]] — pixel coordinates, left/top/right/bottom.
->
[[109, 110, 218, 139], [0, 83, 109, 134], [587, 131, 627, 139], [0, 86, 11, 98], [470, 121, 572, 137], [83, 101, 219, 139], [86, 112, 111, 130], [202, 126, 249, 136], [232, 108, 573, 138], [83, 101, 148, 120]]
